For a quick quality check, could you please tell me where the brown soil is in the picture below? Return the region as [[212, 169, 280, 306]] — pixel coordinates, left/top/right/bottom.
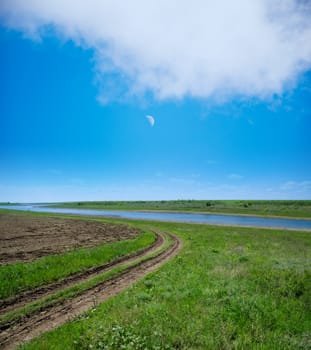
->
[[0, 230, 162, 316], [0, 213, 139, 264], [0, 231, 182, 350]]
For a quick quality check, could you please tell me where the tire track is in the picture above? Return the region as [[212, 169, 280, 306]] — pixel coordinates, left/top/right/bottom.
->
[[0, 231, 182, 350], [0, 230, 163, 316]]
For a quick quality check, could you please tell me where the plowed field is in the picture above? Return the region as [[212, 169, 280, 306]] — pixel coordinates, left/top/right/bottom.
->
[[0, 213, 139, 264]]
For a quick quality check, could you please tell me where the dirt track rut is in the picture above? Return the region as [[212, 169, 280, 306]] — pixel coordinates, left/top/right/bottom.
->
[[0, 231, 182, 350], [0, 230, 163, 316]]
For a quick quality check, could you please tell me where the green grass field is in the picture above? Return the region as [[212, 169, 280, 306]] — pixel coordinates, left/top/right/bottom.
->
[[0, 228, 155, 300], [19, 218, 310, 350], [48, 200, 311, 218], [0, 232, 173, 327]]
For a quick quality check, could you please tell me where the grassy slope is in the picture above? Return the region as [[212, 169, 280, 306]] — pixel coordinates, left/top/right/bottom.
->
[[22, 219, 311, 350], [49, 200, 311, 218], [0, 216, 155, 299]]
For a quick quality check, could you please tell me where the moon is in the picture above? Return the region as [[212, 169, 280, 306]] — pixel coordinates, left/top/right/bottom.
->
[[146, 115, 155, 127]]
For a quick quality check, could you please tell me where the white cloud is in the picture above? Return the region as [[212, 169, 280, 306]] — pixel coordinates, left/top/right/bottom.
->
[[280, 180, 311, 192], [169, 177, 198, 186], [228, 173, 244, 180], [1, 0, 311, 102], [1, 179, 311, 202]]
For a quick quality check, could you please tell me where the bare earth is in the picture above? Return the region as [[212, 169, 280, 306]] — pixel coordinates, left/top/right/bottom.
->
[[0, 231, 162, 316], [0, 231, 182, 350], [0, 213, 139, 264], [0, 212, 183, 349]]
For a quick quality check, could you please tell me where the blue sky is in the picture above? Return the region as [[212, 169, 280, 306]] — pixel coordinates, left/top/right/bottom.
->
[[1, 1, 311, 201]]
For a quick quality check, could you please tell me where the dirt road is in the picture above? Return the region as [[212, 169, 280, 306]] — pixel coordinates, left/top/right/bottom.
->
[[0, 229, 162, 316], [0, 231, 182, 349]]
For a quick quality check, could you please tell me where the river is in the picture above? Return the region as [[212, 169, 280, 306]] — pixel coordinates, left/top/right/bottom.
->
[[1, 204, 311, 230]]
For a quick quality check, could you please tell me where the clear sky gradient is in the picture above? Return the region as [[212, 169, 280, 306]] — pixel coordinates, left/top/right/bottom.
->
[[1, 1, 311, 202]]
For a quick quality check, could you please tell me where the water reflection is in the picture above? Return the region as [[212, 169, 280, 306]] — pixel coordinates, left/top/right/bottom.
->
[[0, 205, 311, 230]]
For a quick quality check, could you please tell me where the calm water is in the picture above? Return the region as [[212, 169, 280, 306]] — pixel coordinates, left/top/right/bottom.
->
[[1, 204, 311, 230]]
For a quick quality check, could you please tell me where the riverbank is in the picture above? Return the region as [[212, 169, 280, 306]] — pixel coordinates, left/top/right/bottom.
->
[[47, 200, 311, 219], [1, 206, 311, 231]]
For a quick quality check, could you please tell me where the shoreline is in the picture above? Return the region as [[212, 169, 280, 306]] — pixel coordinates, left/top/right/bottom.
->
[[46, 206, 311, 221], [1, 208, 311, 232]]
